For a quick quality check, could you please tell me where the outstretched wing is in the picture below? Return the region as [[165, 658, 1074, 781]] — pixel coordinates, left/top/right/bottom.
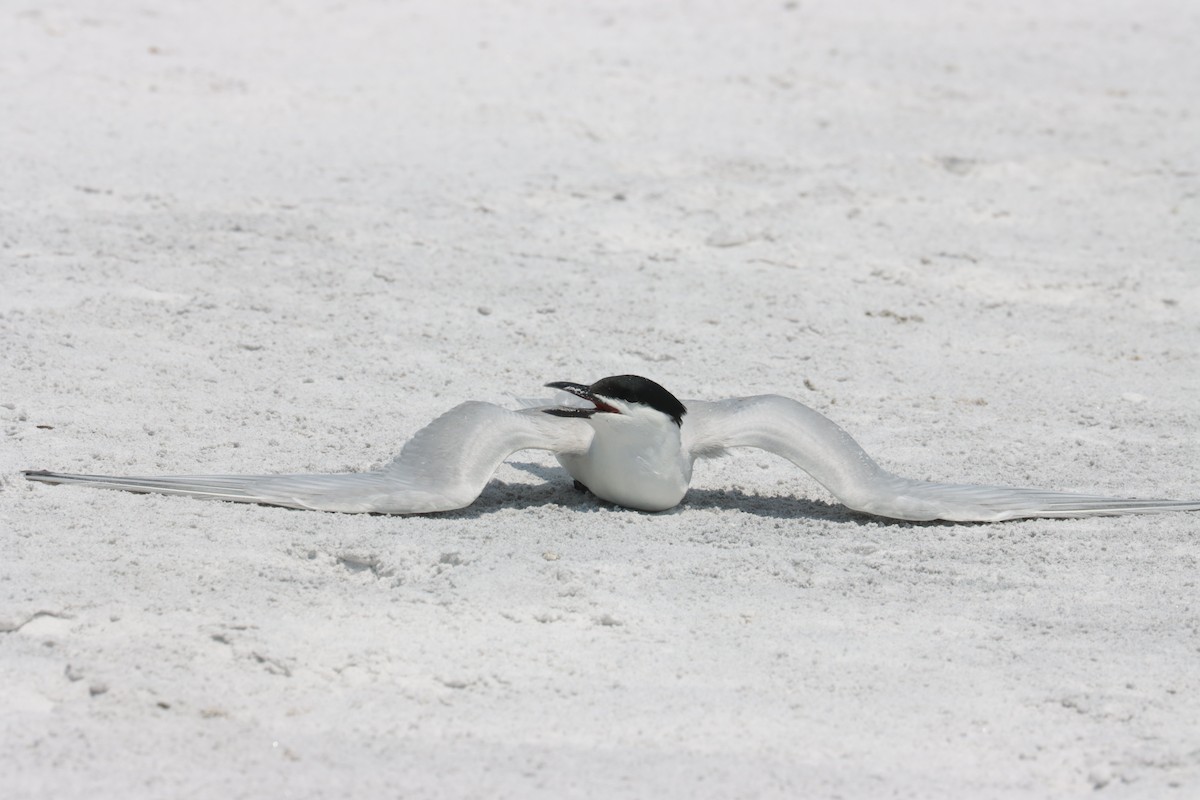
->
[[682, 395, 1200, 522], [24, 402, 593, 514]]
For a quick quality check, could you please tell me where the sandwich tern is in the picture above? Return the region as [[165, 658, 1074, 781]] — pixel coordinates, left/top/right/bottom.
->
[[23, 374, 1200, 522]]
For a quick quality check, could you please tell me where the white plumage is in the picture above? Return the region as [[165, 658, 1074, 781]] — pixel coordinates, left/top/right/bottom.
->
[[23, 375, 1200, 522]]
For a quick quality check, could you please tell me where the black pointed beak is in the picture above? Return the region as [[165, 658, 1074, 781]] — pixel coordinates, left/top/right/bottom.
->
[[544, 381, 621, 417], [545, 381, 594, 401]]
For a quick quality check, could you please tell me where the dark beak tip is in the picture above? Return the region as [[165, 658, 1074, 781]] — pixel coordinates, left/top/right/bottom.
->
[[545, 381, 593, 398]]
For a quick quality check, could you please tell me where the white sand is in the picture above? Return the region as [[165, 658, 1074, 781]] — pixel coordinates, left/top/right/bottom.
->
[[3, 1, 1199, 796]]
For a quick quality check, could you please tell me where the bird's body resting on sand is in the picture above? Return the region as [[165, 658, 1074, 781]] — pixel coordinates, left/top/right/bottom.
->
[[23, 374, 1200, 522]]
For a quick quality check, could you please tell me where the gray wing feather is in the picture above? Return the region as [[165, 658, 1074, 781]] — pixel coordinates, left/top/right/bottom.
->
[[683, 395, 1200, 522], [24, 402, 593, 514]]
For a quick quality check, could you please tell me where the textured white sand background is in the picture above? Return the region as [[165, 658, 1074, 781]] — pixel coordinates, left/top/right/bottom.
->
[[2, 1, 1199, 797]]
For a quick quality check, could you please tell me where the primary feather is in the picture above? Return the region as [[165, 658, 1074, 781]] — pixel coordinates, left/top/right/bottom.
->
[[25, 402, 593, 514], [682, 395, 1200, 521]]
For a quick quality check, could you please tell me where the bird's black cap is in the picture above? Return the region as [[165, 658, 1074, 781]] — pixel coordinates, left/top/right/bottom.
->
[[545, 375, 686, 427]]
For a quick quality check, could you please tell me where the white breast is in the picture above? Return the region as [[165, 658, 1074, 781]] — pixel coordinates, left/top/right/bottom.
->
[[555, 411, 691, 512]]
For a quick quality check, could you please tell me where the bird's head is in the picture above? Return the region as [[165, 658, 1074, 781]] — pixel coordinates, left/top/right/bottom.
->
[[543, 374, 686, 427]]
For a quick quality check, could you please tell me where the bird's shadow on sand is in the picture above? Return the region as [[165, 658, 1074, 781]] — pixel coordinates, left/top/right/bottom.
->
[[427, 461, 957, 527]]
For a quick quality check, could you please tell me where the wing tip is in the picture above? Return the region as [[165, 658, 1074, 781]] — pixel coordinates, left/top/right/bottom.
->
[[23, 470, 63, 483]]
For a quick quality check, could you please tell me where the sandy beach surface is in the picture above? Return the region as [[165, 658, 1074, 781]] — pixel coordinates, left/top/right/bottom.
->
[[3, 1, 1198, 797]]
